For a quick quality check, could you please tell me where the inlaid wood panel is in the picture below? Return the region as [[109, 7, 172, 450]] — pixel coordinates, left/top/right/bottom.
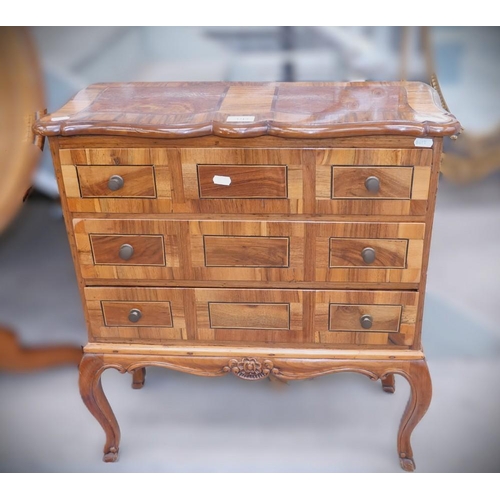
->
[[329, 304, 401, 332], [84, 287, 187, 342], [195, 289, 307, 343], [102, 301, 173, 327], [198, 165, 287, 199], [77, 166, 156, 198], [332, 167, 412, 199], [179, 149, 302, 214], [90, 235, 165, 266], [75, 220, 181, 279], [204, 236, 289, 267], [208, 303, 290, 330], [329, 238, 407, 268], [84, 287, 418, 348], [314, 291, 418, 346], [60, 148, 172, 213], [74, 218, 424, 284], [59, 146, 432, 216], [317, 222, 424, 283], [316, 149, 432, 215]]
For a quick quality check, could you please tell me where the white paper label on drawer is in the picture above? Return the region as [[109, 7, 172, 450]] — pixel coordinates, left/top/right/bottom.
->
[[213, 175, 232, 186], [414, 138, 433, 148], [226, 115, 255, 123]]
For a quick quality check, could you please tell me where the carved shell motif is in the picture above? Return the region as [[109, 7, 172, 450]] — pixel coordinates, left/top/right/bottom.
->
[[224, 358, 278, 380]]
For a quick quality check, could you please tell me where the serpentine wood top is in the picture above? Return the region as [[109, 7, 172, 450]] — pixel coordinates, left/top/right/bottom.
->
[[34, 81, 460, 139]]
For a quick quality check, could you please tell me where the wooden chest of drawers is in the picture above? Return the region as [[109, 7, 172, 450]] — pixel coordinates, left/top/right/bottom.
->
[[34, 81, 460, 471]]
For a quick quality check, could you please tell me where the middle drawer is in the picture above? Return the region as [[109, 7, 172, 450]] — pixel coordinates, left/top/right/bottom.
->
[[74, 218, 424, 284]]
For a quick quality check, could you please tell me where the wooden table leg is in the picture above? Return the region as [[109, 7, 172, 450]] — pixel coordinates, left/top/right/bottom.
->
[[79, 354, 121, 463], [397, 359, 432, 472], [382, 373, 396, 393], [0, 326, 82, 372], [78, 352, 432, 468], [132, 367, 146, 389]]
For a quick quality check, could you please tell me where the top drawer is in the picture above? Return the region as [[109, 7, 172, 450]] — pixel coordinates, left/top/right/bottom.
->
[[59, 147, 433, 215]]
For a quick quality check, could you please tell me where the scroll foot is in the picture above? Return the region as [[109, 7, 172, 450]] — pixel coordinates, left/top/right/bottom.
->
[[103, 447, 119, 463], [399, 456, 416, 472]]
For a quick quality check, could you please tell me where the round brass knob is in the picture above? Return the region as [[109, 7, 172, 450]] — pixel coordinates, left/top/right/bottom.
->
[[108, 175, 124, 191], [361, 247, 376, 264], [119, 243, 134, 260], [128, 308, 142, 323], [364, 176, 380, 193], [360, 314, 373, 329]]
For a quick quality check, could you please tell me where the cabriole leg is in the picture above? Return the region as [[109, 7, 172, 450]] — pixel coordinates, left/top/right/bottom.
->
[[79, 354, 121, 463], [397, 359, 432, 472]]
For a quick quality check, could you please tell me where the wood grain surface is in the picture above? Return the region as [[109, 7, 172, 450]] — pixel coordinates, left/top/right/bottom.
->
[[329, 238, 407, 268], [77, 166, 156, 198], [198, 164, 287, 199], [203, 235, 289, 268], [102, 301, 173, 327], [59, 146, 432, 215], [34, 81, 461, 139], [208, 303, 290, 330], [83, 287, 417, 348], [90, 234, 165, 266], [74, 218, 424, 284], [332, 167, 413, 199], [328, 304, 402, 332]]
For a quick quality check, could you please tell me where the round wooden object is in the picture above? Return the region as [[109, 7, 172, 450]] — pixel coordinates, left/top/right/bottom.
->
[[0, 28, 44, 233]]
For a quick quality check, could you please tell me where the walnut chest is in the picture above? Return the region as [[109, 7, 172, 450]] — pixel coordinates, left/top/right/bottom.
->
[[34, 81, 461, 471]]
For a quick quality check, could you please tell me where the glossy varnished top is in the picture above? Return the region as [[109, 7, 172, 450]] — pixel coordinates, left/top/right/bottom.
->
[[34, 81, 460, 139]]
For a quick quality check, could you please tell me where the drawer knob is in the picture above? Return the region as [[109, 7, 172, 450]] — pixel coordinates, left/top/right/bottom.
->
[[361, 247, 376, 264], [128, 308, 142, 323], [360, 314, 373, 329], [108, 175, 124, 191], [119, 243, 134, 260], [364, 176, 380, 193]]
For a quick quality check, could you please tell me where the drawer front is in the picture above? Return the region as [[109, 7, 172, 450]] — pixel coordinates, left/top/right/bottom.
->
[[77, 166, 156, 198], [102, 301, 173, 327], [329, 238, 407, 268], [198, 165, 287, 199], [85, 288, 187, 342], [332, 167, 412, 199], [314, 290, 418, 346], [74, 219, 424, 284], [90, 235, 165, 266], [328, 304, 401, 332], [196, 289, 305, 343], [316, 148, 432, 215], [84, 287, 418, 348], [208, 302, 290, 330], [59, 147, 432, 215], [204, 236, 289, 267]]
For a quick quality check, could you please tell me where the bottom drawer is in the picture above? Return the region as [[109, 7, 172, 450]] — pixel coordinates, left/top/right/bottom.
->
[[84, 287, 419, 348]]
